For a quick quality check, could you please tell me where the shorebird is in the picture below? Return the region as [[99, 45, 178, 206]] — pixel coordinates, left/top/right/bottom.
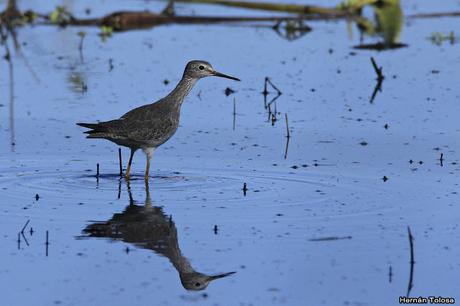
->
[[77, 60, 240, 181], [81, 182, 236, 290]]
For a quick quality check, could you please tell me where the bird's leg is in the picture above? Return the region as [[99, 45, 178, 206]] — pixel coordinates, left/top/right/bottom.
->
[[144, 148, 154, 182], [145, 154, 151, 181], [125, 149, 136, 180]]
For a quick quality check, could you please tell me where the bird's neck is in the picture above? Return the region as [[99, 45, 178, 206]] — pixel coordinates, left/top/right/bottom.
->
[[166, 76, 198, 106]]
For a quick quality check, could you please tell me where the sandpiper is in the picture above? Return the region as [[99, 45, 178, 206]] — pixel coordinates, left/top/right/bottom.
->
[[77, 60, 240, 181]]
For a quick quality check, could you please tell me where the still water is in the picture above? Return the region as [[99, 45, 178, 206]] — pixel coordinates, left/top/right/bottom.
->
[[1, 0, 460, 305]]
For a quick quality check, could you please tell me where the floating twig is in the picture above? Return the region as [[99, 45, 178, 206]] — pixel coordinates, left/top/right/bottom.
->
[[406, 226, 415, 297], [309, 236, 352, 242], [117, 178, 122, 199], [225, 87, 235, 96], [242, 183, 248, 196], [284, 136, 290, 160], [263, 77, 282, 110], [389, 265, 393, 283], [285, 113, 290, 138], [118, 148, 123, 177], [266, 77, 282, 95], [233, 98, 236, 131], [370, 57, 384, 81], [21, 232, 29, 246], [45, 230, 49, 257], [439, 153, 444, 167], [263, 77, 268, 96], [96, 163, 100, 178], [369, 57, 384, 103], [21, 219, 30, 233], [370, 79, 383, 103]]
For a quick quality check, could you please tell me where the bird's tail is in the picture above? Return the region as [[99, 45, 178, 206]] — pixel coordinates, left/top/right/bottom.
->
[[76, 122, 109, 138], [76, 122, 100, 129]]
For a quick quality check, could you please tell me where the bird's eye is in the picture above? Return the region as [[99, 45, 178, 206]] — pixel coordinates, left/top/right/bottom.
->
[[199, 65, 204, 70], [195, 282, 201, 287]]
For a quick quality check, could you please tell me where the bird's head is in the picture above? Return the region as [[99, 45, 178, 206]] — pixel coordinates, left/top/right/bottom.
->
[[183, 60, 240, 81], [180, 271, 236, 291]]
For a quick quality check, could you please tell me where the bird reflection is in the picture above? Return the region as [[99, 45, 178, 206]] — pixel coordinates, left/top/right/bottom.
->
[[81, 181, 235, 290]]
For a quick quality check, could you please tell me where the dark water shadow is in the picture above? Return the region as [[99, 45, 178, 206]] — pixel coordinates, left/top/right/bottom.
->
[[78, 181, 236, 291], [354, 42, 408, 51]]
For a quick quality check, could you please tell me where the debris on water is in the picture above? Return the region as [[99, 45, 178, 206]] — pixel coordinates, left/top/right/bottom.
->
[[224, 87, 235, 96], [45, 231, 49, 257], [118, 148, 123, 177], [369, 57, 385, 103], [309, 236, 352, 242], [21, 220, 30, 233], [109, 58, 114, 71], [285, 114, 290, 138], [271, 113, 276, 126]]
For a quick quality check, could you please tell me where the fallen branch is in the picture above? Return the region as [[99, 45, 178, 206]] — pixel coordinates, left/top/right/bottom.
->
[[408, 11, 460, 19], [171, 0, 350, 16]]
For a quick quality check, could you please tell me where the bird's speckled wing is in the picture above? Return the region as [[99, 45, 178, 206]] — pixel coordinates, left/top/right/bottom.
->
[[100, 99, 179, 147]]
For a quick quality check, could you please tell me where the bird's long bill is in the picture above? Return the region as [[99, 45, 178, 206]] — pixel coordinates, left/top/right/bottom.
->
[[213, 71, 241, 81], [207, 271, 236, 281]]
